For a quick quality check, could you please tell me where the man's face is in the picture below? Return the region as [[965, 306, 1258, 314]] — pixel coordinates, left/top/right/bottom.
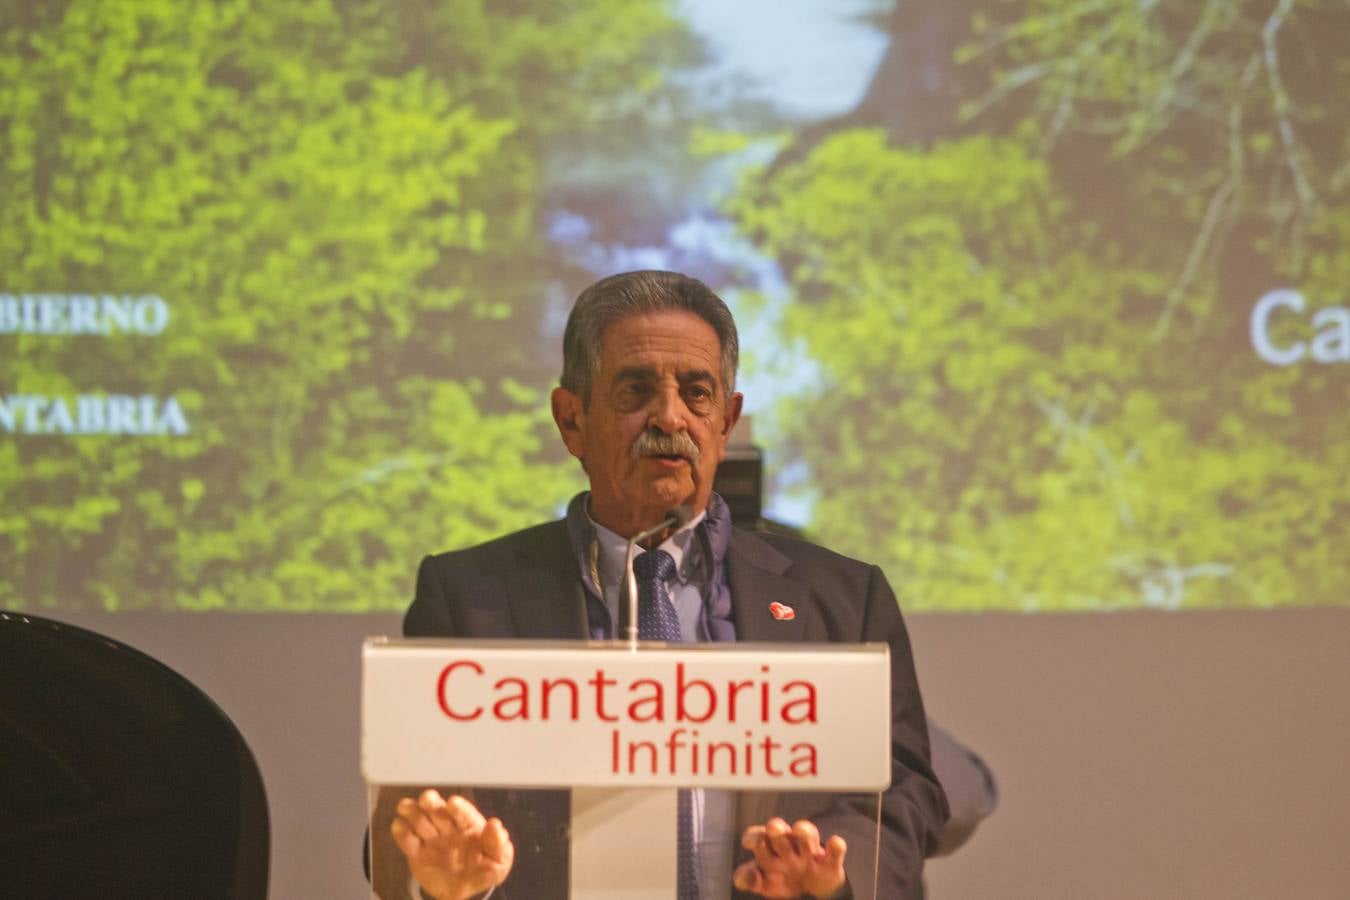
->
[[552, 309, 742, 538]]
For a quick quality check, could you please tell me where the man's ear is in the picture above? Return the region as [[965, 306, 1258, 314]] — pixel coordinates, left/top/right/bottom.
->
[[551, 386, 586, 461], [716, 391, 744, 461]]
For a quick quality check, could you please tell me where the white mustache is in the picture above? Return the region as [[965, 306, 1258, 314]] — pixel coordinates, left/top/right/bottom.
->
[[631, 429, 701, 464]]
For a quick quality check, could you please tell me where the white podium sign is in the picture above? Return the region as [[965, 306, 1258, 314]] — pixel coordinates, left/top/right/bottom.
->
[[362, 639, 890, 792]]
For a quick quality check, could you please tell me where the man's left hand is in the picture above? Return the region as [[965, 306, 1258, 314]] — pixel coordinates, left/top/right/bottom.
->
[[733, 817, 847, 899]]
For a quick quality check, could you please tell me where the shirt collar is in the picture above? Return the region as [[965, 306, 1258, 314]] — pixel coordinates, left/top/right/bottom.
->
[[587, 501, 707, 587]]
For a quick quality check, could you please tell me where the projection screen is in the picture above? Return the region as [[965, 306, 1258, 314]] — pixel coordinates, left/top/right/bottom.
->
[[3, 0, 1347, 612]]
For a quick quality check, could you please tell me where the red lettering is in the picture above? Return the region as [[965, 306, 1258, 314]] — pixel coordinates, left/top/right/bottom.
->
[[666, 728, 690, 773], [780, 680, 818, 724], [541, 677, 579, 720], [436, 660, 484, 720], [707, 740, 738, 774], [628, 678, 664, 721], [628, 739, 658, 774], [492, 677, 529, 720], [759, 735, 783, 776], [788, 743, 818, 776], [589, 670, 619, 722], [676, 663, 716, 722], [760, 666, 771, 722], [611, 728, 620, 773], [727, 678, 754, 722]]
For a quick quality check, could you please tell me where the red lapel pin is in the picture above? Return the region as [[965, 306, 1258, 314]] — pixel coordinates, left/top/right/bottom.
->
[[768, 602, 796, 621]]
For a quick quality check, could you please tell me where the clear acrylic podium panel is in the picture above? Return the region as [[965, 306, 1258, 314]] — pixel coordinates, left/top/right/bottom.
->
[[367, 783, 882, 900], [363, 638, 892, 900]]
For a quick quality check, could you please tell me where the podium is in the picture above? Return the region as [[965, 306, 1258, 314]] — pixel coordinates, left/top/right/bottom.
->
[[363, 639, 890, 899]]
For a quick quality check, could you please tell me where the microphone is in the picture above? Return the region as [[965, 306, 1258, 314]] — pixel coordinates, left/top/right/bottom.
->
[[623, 505, 693, 648]]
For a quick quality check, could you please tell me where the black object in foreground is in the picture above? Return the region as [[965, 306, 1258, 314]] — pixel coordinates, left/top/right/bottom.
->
[[0, 612, 269, 899]]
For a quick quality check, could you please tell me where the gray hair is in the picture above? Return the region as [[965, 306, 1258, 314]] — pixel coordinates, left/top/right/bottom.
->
[[560, 270, 739, 404]]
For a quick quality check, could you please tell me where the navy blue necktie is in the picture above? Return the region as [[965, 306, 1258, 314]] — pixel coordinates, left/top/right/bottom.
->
[[633, 549, 699, 900], [634, 549, 682, 642]]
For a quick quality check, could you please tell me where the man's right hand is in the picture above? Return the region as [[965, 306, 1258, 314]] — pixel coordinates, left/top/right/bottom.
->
[[390, 789, 514, 900], [734, 817, 847, 899]]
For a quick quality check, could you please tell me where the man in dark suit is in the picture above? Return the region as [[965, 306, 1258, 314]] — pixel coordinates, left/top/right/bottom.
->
[[385, 271, 948, 899]]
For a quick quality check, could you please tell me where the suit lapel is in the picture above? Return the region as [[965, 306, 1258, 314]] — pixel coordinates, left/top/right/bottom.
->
[[502, 521, 590, 640], [725, 529, 810, 643], [497, 523, 816, 642]]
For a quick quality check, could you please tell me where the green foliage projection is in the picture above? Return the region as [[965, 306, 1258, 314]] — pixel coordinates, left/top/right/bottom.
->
[[0, 0, 682, 610], [729, 0, 1350, 611], [4, 0, 1346, 614]]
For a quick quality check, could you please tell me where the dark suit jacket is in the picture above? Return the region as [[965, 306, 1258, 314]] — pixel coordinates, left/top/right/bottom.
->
[[383, 520, 947, 900]]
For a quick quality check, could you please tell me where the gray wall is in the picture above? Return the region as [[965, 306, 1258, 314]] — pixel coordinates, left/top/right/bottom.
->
[[60, 608, 1350, 900], [915, 609, 1350, 900]]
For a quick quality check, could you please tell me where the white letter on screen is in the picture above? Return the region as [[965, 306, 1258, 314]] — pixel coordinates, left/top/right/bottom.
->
[[1251, 289, 1305, 366], [1310, 306, 1349, 363]]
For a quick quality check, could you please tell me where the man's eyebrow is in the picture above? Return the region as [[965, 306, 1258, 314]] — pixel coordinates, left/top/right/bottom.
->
[[677, 369, 718, 386], [612, 366, 717, 381], [610, 366, 721, 390]]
